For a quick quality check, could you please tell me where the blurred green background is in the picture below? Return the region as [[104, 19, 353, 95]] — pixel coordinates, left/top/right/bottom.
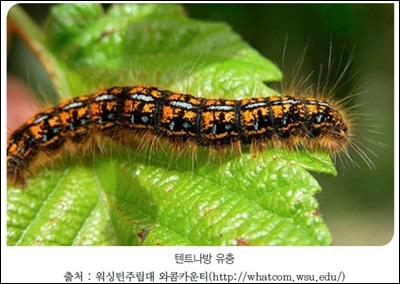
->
[[8, 4, 394, 245]]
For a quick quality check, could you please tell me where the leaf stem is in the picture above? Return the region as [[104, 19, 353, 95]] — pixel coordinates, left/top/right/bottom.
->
[[8, 5, 67, 97]]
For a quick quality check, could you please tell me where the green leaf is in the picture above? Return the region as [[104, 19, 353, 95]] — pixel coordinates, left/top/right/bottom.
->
[[7, 4, 334, 246]]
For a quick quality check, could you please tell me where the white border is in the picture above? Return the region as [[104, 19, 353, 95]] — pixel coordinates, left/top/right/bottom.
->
[[2, 2, 398, 283]]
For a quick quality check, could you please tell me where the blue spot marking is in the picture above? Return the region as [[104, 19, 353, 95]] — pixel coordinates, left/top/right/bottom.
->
[[254, 121, 259, 130], [142, 116, 149, 124], [316, 113, 324, 123], [212, 124, 217, 135], [169, 121, 175, 131]]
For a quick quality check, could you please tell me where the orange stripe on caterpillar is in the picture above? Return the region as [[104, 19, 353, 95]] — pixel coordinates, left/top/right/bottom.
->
[[7, 86, 350, 186]]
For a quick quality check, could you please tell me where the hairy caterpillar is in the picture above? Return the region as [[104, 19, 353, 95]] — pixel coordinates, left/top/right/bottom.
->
[[7, 85, 353, 186]]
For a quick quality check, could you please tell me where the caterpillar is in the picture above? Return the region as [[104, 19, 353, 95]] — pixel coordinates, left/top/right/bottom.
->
[[7, 85, 352, 186]]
